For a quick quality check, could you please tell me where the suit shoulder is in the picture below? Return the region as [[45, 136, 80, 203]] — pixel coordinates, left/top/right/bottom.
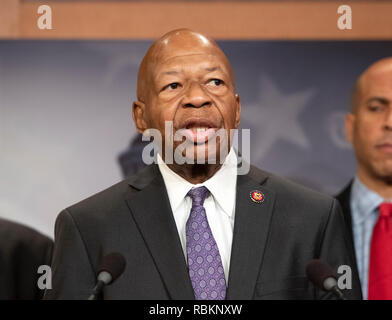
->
[[64, 178, 133, 218], [64, 165, 157, 221], [0, 218, 53, 251]]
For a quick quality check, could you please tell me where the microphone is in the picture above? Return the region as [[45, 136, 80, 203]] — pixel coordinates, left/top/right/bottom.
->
[[306, 259, 347, 300], [88, 252, 126, 300]]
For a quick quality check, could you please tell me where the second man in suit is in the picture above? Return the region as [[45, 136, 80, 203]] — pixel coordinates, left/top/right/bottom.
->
[[337, 57, 392, 300]]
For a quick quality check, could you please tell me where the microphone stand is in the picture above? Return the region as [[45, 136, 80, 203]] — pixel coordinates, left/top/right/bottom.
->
[[88, 281, 105, 300]]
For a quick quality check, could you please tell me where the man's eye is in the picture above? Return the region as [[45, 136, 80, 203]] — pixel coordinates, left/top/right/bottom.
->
[[368, 105, 383, 112], [207, 79, 223, 87], [164, 83, 180, 90]]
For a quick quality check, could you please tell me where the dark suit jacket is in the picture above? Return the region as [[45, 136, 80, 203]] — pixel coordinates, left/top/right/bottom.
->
[[0, 218, 53, 300], [44, 164, 362, 300], [336, 182, 359, 273], [336, 182, 355, 252]]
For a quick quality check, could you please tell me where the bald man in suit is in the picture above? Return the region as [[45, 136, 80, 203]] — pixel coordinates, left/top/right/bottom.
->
[[45, 29, 361, 300], [336, 57, 392, 299]]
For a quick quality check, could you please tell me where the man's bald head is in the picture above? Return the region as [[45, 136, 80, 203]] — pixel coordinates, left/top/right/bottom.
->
[[136, 29, 234, 102], [351, 57, 392, 113]]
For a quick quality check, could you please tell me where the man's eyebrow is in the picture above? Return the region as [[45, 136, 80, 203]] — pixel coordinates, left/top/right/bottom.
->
[[366, 97, 390, 105]]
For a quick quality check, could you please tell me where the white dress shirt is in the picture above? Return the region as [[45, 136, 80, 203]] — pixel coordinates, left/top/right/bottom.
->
[[157, 148, 238, 283]]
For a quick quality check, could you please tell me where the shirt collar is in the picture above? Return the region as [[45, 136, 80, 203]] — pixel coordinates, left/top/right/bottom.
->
[[157, 148, 238, 218], [350, 176, 384, 225]]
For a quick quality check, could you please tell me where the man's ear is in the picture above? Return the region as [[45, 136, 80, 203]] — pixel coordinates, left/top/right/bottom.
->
[[132, 100, 148, 134], [234, 94, 241, 128], [345, 112, 355, 144]]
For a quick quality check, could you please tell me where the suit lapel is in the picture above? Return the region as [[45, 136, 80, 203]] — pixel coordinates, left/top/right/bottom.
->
[[226, 167, 276, 299], [336, 182, 353, 242], [125, 165, 195, 300], [336, 181, 356, 261]]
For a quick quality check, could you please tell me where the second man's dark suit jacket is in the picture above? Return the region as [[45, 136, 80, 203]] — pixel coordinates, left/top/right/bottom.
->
[[0, 218, 53, 300], [44, 164, 362, 300], [336, 183, 356, 265]]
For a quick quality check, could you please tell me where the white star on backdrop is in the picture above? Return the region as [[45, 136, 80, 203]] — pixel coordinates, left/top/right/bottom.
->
[[327, 111, 352, 149], [242, 75, 316, 162]]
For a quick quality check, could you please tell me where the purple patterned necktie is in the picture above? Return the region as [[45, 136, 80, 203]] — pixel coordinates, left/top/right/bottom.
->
[[186, 186, 226, 300]]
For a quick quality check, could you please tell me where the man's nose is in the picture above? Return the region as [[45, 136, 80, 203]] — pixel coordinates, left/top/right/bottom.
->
[[182, 82, 211, 108], [384, 107, 392, 130]]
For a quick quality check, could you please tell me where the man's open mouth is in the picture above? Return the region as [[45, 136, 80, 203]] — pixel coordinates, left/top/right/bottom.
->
[[178, 118, 220, 144]]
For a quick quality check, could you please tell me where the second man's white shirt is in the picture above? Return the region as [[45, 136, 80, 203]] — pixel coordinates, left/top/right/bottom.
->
[[157, 148, 238, 283]]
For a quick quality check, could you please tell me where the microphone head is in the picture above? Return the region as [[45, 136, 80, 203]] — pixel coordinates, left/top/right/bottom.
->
[[306, 259, 336, 290], [98, 252, 126, 285]]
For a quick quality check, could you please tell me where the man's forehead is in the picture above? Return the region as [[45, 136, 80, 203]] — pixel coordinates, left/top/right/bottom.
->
[[362, 68, 392, 93], [153, 52, 228, 74], [368, 69, 392, 83], [363, 60, 392, 82], [159, 48, 222, 60], [152, 41, 228, 66], [355, 61, 392, 100]]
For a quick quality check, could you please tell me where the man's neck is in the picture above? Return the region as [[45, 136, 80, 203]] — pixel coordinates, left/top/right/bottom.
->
[[357, 168, 392, 199]]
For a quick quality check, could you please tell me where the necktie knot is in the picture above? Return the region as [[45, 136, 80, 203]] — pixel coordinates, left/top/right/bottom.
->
[[187, 186, 210, 207], [379, 202, 392, 218]]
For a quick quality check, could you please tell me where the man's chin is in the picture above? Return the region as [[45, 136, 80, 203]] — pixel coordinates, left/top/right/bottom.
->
[[370, 164, 392, 184], [178, 144, 228, 165]]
